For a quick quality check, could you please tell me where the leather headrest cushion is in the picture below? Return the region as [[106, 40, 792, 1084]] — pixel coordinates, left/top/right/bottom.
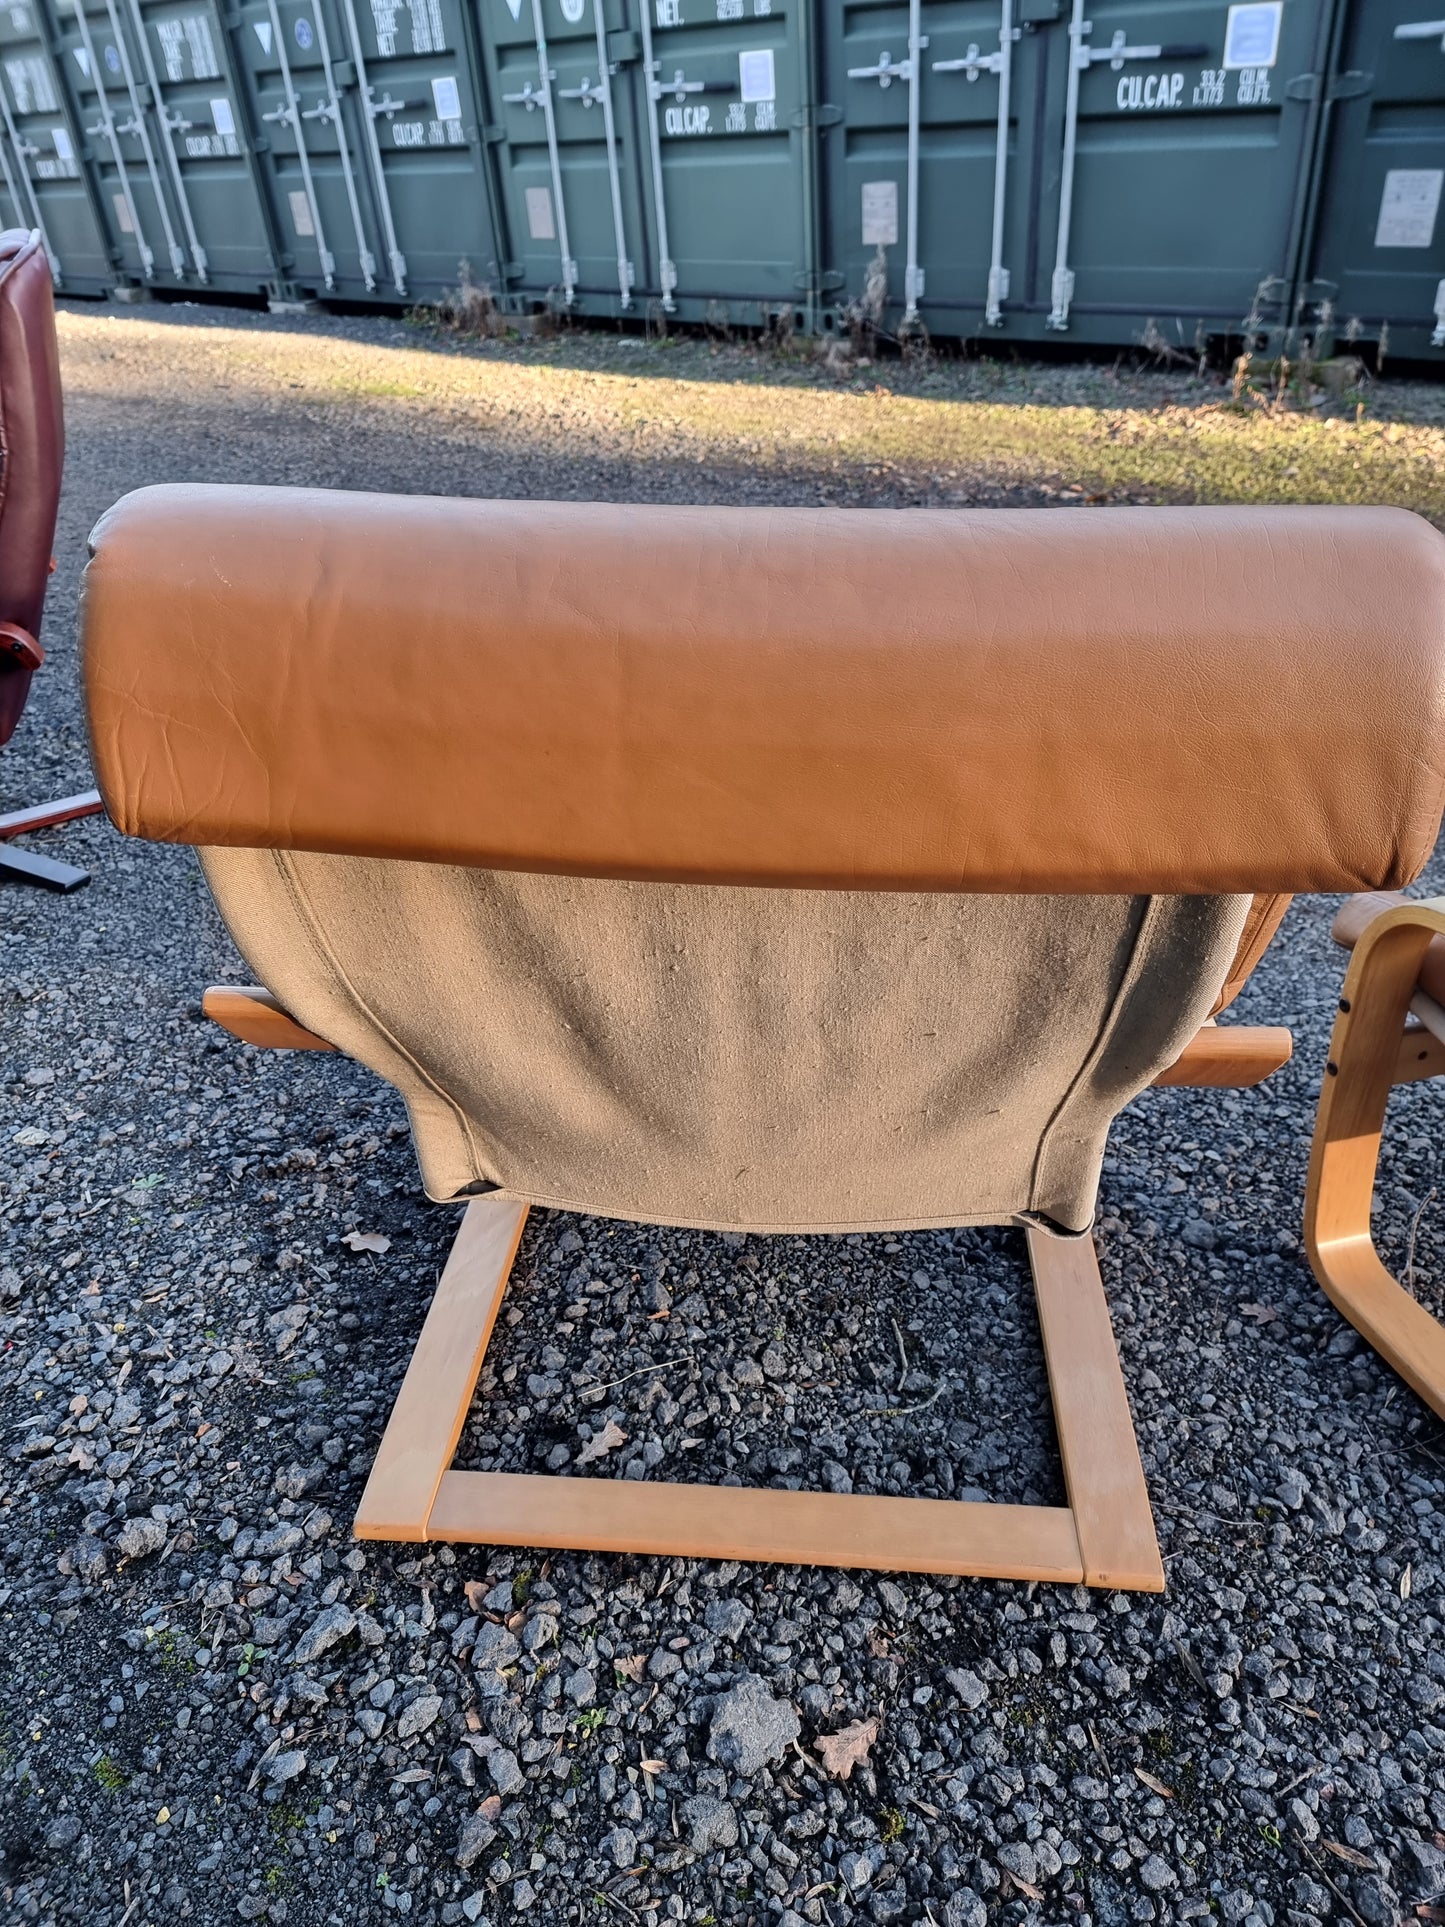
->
[[82, 485, 1445, 894]]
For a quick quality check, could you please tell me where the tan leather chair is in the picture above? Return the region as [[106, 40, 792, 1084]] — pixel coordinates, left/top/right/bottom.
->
[[0, 227, 104, 890], [1304, 891, 1445, 1420], [80, 485, 1445, 1590]]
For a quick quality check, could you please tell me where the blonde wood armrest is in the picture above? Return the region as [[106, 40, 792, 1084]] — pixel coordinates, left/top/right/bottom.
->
[[1151, 1024, 1292, 1088], [202, 986, 336, 1052]]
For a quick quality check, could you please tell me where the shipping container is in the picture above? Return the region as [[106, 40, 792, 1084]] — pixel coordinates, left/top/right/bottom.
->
[[818, 0, 1338, 348], [230, 0, 501, 304], [0, 0, 113, 290], [1295, 0, 1445, 360], [20, 0, 1445, 365]]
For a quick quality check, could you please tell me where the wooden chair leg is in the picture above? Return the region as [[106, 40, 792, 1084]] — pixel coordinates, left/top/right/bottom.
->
[[355, 1197, 1164, 1589], [1305, 896, 1445, 1422]]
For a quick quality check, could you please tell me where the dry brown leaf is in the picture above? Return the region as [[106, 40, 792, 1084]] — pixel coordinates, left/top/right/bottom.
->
[[1238, 1302, 1278, 1322], [639, 1758, 666, 1776], [1402, 1563, 1413, 1600], [577, 1419, 628, 1466], [614, 1653, 646, 1682], [463, 1579, 488, 1612], [1134, 1767, 1174, 1799], [866, 1630, 890, 1658], [814, 1716, 880, 1781], [1003, 1871, 1044, 1901], [342, 1229, 391, 1255], [1321, 1839, 1377, 1871]]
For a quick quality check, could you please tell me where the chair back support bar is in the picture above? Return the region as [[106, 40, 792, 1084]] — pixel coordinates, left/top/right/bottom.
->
[[82, 487, 1445, 896]]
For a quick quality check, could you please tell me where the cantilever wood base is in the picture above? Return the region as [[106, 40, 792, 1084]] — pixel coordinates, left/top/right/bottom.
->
[[1306, 897, 1445, 1422], [354, 1197, 1166, 1590]]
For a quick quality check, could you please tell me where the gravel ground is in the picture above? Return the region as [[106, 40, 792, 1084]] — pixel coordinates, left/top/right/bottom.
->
[[4, 302, 1445, 1927]]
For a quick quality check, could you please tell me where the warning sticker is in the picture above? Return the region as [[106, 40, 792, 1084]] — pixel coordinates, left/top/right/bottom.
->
[[431, 74, 461, 121], [1222, 1, 1281, 69], [289, 188, 315, 237], [738, 47, 774, 103], [112, 191, 134, 234], [52, 124, 73, 162], [525, 184, 555, 241], [862, 179, 897, 247], [210, 96, 235, 137], [1375, 169, 1443, 250]]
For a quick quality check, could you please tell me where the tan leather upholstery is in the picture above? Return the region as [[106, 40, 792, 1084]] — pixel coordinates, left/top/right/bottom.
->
[[83, 487, 1445, 897], [0, 229, 62, 748]]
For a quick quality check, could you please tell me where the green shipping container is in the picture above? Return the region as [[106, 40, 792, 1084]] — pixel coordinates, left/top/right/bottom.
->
[[0, 0, 113, 290]]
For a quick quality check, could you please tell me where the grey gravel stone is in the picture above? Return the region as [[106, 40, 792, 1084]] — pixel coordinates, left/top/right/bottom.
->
[[488, 1748, 524, 1795], [455, 1814, 496, 1869], [600, 1825, 636, 1869], [944, 1667, 988, 1709], [291, 1602, 356, 1666], [997, 1841, 1037, 1886], [265, 1748, 307, 1784], [680, 1794, 738, 1853], [1139, 1854, 1176, 1892], [44, 1812, 83, 1850], [395, 1693, 441, 1740], [705, 1673, 801, 1776], [115, 1515, 166, 1559]]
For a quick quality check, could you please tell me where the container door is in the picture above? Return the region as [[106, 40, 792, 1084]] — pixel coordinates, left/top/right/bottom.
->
[[620, 0, 812, 320], [0, 0, 113, 288], [475, 0, 646, 314], [54, 0, 181, 282], [820, 0, 1044, 333], [233, 0, 497, 302], [118, 0, 281, 289], [1300, 0, 1445, 358], [1035, 0, 1333, 345]]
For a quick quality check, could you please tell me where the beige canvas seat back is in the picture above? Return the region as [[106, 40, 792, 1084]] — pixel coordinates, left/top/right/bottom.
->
[[82, 488, 1445, 1237]]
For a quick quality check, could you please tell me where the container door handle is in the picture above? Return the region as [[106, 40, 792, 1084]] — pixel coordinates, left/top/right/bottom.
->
[[932, 0, 1017, 325]]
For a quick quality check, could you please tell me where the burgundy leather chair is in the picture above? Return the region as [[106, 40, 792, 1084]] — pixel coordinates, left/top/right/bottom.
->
[[0, 227, 102, 890]]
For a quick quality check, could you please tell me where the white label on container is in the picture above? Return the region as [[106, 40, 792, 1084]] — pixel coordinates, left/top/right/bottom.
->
[[431, 74, 461, 120], [525, 183, 555, 240], [112, 191, 134, 233], [184, 14, 220, 78], [1222, 1, 1281, 69], [561, 0, 585, 20], [72, 46, 90, 76], [52, 124, 74, 162], [1375, 169, 1443, 250], [210, 96, 235, 136], [288, 188, 315, 236], [254, 19, 272, 51], [505, 0, 523, 18], [861, 179, 897, 247], [5, 54, 57, 112], [738, 47, 774, 103]]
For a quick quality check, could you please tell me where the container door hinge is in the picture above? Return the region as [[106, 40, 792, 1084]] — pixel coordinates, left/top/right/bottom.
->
[[1326, 69, 1373, 99], [1284, 73, 1318, 100], [606, 28, 641, 61], [794, 269, 845, 292], [484, 124, 506, 143], [792, 102, 843, 127]]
